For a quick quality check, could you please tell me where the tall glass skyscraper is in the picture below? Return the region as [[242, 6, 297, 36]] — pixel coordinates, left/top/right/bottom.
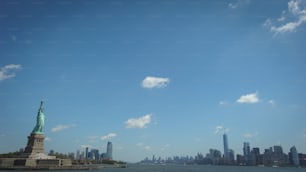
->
[[223, 133, 229, 160], [106, 141, 113, 160], [85, 147, 89, 160], [243, 142, 250, 156], [290, 146, 300, 166]]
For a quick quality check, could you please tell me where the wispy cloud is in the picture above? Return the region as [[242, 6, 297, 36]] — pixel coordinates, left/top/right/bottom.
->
[[0, 64, 22, 81], [264, 0, 306, 34], [51, 124, 76, 132], [228, 0, 250, 9], [125, 114, 152, 129], [81, 144, 92, 149], [101, 133, 117, 140], [243, 132, 259, 139], [142, 76, 170, 89], [144, 145, 152, 151], [45, 137, 51, 141], [237, 92, 259, 104], [161, 144, 171, 151], [214, 125, 229, 134]]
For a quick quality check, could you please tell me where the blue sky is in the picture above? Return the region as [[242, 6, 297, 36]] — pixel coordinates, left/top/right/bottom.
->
[[1, 0, 306, 162]]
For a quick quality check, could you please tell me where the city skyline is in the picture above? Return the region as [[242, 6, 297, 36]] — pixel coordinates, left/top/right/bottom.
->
[[1, 0, 306, 162]]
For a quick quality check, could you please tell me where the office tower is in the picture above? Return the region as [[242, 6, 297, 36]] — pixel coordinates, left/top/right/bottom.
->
[[228, 149, 235, 163], [76, 150, 80, 160], [209, 149, 222, 165], [273, 145, 286, 165], [252, 147, 260, 165], [273, 145, 283, 154], [243, 142, 250, 156], [252, 147, 260, 155], [243, 142, 251, 164], [107, 141, 113, 160], [85, 147, 89, 159], [91, 149, 100, 160], [290, 146, 300, 166], [223, 133, 229, 161]]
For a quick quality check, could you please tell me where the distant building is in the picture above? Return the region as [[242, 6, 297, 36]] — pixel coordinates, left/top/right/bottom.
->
[[101, 153, 106, 159], [208, 149, 222, 165], [76, 150, 80, 160], [68, 152, 75, 160], [273, 145, 287, 166], [85, 147, 89, 159], [263, 147, 273, 165], [236, 154, 244, 165], [91, 149, 100, 160], [223, 133, 229, 162], [49, 150, 55, 156], [243, 142, 250, 157], [251, 147, 260, 165], [243, 142, 250, 164], [289, 146, 299, 166], [106, 142, 113, 160], [298, 153, 306, 166], [228, 149, 235, 164]]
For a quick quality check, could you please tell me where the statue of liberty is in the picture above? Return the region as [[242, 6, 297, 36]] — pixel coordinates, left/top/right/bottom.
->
[[32, 101, 45, 134]]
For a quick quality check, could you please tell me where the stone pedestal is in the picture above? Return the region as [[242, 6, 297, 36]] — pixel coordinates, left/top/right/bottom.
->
[[23, 133, 45, 158]]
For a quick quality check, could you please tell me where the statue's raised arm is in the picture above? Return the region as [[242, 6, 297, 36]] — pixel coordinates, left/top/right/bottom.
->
[[32, 101, 45, 134]]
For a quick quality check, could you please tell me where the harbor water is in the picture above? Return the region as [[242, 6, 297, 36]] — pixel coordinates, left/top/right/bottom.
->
[[1, 164, 304, 172]]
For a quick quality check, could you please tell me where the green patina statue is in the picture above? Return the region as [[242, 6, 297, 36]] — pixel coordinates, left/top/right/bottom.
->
[[32, 101, 45, 134]]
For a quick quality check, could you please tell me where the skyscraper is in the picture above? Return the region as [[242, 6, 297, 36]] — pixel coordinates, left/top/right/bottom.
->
[[223, 133, 229, 161], [106, 141, 113, 160], [85, 147, 89, 160], [243, 142, 251, 164], [289, 146, 300, 166], [243, 142, 250, 157]]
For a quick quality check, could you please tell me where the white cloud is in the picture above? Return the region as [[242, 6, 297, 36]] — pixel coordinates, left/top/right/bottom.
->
[[161, 144, 171, 151], [214, 125, 229, 134], [45, 137, 51, 141], [243, 132, 259, 139], [101, 133, 117, 140], [236, 92, 259, 104], [264, 0, 306, 34], [228, 0, 250, 9], [278, 16, 286, 22], [143, 145, 152, 151], [141, 76, 170, 89], [125, 114, 152, 129], [81, 144, 92, 149], [0, 64, 22, 81], [51, 124, 76, 132]]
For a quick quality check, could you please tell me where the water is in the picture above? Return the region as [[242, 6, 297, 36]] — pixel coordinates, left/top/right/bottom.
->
[[119, 165, 304, 172], [1, 165, 305, 172], [1, 165, 306, 172]]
